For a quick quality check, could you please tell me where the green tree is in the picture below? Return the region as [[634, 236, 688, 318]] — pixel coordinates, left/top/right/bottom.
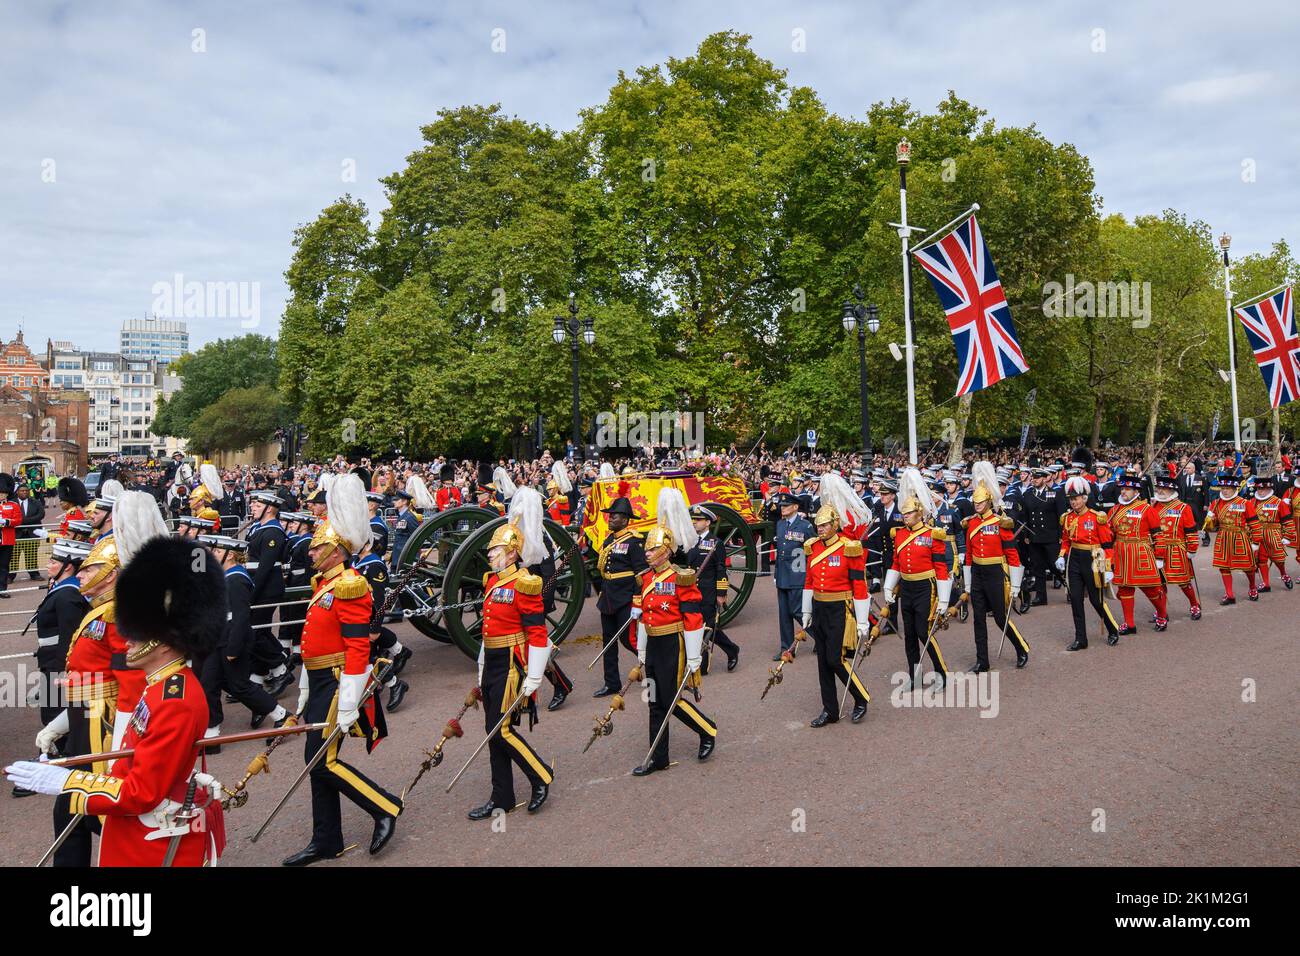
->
[[186, 385, 285, 454], [153, 334, 278, 438]]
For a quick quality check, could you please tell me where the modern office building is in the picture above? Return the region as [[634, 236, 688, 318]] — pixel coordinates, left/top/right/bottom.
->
[[120, 317, 189, 364]]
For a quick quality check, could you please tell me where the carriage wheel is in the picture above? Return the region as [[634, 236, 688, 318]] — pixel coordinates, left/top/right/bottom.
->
[[705, 503, 760, 628], [395, 506, 504, 643], [439, 516, 588, 659]]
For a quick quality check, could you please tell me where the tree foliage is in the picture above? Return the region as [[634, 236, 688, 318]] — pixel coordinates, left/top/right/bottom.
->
[[154, 334, 279, 438], [186, 385, 284, 454]]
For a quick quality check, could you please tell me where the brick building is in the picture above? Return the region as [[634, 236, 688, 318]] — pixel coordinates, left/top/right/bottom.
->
[[0, 386, 89, 476]]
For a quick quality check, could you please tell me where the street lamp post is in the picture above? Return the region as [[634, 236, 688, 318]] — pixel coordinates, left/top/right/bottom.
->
[[552, 295, 595, 461], [840, 286, 880, 458], [1219, 233, 1242, 452]]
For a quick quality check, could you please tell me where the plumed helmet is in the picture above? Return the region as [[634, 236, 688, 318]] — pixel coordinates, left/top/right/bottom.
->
[[898, 468, 936, 520], [550, 460, 572, 495], [199, 463, 224, 501], [405, 474, 436, 510], [812, 503, 840, 529], [971, 461, 1003, 509], [99, 479, 124, 500], [113, 491, 170, 567], [598, 462, 616, 479], [115, 537, 227, 661], [311, 472, 369, 556], [654, 487, 697, 553], [1065, 476, 1091, 497], [487, 521, 527, 555], [58, 477, 90, 507], [493, 466, 517, 500], [818, 471, 870, 529], [506, 487, 548, 566], [79, 535, 122, 591]]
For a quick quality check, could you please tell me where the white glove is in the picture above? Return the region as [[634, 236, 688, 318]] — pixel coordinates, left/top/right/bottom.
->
[[34, 528, 48, 539], [1055, 556, 1066, 574], [800, 589, 813, 629], [36, 710, 70, 756], [191, 771, 224, 802], [636, 623, 647, 663], [5, 760, 71, 795], [962, 563, 972, 593], [521, 643, 548, 697], [477, 644, 485, 687], [1009, 564, 1024, 590], [1104, 570, 1114, 585], [629, 606, 642, 620], [1155, 559, 1164, 571], [853, 598, 871, 637], [111, 709, 131, 751], [957, 551, 965, 566], [336, 669, 370, 733], [296, 668, 310, 714], [936, 576, 953, 608], [883, 569, 901, 603], [684, 627, 704, 674]]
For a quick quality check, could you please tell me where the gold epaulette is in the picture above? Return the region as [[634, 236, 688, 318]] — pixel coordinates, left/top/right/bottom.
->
[[1092, 510, 1109, 524], [802, 539, 816, 554], [930, 527, 947, 543], [515, 571, 543, 596], [999, 515, 1015, 530], [333, 569, 370, 600], [100, 603, 115, 624], [674, 566, 697, 587], [482, 571, 491, 589], [843, 539, 864, 556]]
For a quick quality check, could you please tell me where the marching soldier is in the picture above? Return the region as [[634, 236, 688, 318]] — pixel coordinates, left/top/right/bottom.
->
[[1203, 472, 1261, 604], [245, 489, 293, 696], [280, 511, 317, 665], [1152, 474, 1201, 620], [366, 492, 390, 560], [632, 489, 717, 773], [353, 533, 411, 711], [1107, 474, 1168, 633], [55, 477, 91, 539], [388, 489, 417, 573], [547, 460, 574, 525], [1019, 467, 1061, 604], [960, 462, 1030, 671], [592, 496, 648, 696], [801, 501, 872, 726], [7, 536, 229, 867], [475, 464, 506, 515], [880, 469, 951, 691], [772, 492, 815, 660], [1251, 474, 1294, 591], [686, 504, 740, 673], [197, 535, 289, 738], [435, 463, 462, 511], [508, 487, 575, 711], [469, 519, 554, 815], [1056, 476, 1121, 650], [284, 473, 402, 866]]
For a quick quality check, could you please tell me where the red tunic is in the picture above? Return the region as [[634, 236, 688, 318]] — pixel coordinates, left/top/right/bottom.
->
[[435, 486, 462, 511], [962, 512, 1020, 567], [59, 506, 88, 537], [481, 565, 548, 651], [1059, 508, 1112, 555], [1154, 500, 1198, 585], [889, 525, 950, 580], [633, 566, 704, 634], [1207, 495, 1259, 570], [0, 499, 20, 546], [302, 565, 373, 676], [1106, 499, 1163, 587], [546, 496, 571, 525], [804, 533, 869, 597], [1253, 494, 1294, 560], [61, 660, 220, 867]]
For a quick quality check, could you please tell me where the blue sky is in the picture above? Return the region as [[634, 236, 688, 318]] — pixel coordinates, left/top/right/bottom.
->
[[2, 0, 1296, 352]]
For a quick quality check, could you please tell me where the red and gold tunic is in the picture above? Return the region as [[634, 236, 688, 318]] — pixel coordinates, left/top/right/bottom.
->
[[962, 512, 1020, 567], [0, 499, 20, 546], [1206, 495, 1259, 570], [632, 565, 703, 637], [546, 495, 571, 525], [888, 524, 949, 581], [302, 564, 373, 676], [436, 486, 462, 511], [1059, 508, 1112, 557], [60, 659, 221, 867], [64, 601, 120, 775], [1106, 499, 1163, 587], [59, 506, 88, 538], [804, 532, 869, 597], [1252, 494, 1294, 561], [1154, 500, 1198, 585], [481, 564, 547, 656], [1286, 485, 1300, 554]]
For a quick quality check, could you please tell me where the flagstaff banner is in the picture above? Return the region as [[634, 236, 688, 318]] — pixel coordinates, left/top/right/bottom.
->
[[1233, 286, 1298, 408], [579, 471, 758, 547], [912, 212, 1029, 396]]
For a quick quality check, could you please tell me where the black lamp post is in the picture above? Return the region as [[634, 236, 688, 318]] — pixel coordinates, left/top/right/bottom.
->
[[552, 295, 595, 460], [840, 285, 880, 458]]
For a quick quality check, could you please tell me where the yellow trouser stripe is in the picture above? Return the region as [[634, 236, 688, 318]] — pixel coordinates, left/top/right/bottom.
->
[[675, 699, 716, 736], [324, 685, 402, 818], [1101, 602, 1120, 631], [842, 663, 870, 702], [928, 636, 948, 674], [1009, 621, 1030, 653], [499, 665, 552, 783]]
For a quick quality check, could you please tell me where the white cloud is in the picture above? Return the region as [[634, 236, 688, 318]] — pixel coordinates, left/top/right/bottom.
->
[[1163, 72, 1274, 106]]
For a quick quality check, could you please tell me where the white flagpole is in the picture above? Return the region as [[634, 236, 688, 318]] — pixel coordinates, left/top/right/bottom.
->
[[1220, 233, 1242, 452], [897, 140, 919, 465]]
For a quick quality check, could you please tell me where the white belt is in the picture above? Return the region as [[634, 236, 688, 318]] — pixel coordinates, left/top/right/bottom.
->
[[38, 635, 59, 647], [245, 561, 282, 570]]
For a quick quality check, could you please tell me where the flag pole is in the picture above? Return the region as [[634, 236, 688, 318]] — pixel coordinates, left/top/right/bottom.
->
[[897, 140, 920, 465], [1232, 282, 1289, 312], [911, 203, 981, 253], [1220, 233, 1242, 452]]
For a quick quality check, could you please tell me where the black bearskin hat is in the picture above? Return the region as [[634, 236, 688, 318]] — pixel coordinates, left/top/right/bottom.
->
[[115, 538, 227, 661], [1070, 445, 1095, 470], [58, 477, 91, 507], [476, 462, 495, 489], [0, 473, 14, 496], [440, 463, 456, 483]]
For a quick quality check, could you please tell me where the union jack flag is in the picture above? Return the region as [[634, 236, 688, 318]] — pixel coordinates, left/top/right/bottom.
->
[[1235, 286, 1299, 408], [913, 213, 1028, 396]]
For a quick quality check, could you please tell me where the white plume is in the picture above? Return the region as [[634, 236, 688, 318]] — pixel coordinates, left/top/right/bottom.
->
[[971, 460, 1003, 510], [550, 460, 572, 494], [493, 466, 517, 500], [1065, 476, 1091, 497], [656, 486, 698, 552], [200, 463, 224, 501], [326, 473, 370, 554], [319, 473, 338, 495], [113, 490, 169, 566], [818, 471, 870, 528], [599, 462, 616, 479], [99, 479, 124, 500], [508, 486, 549, 566], [405, 474, 435, 510], [898, 468, 936, 522]]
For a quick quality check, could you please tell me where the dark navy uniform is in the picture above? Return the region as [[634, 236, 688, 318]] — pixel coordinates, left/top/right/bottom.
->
[[245, 516, 288, 675], [593, 523, 648, 690], [687, 523, 739, 671], [389, 504, 418, 573], [773, 508, 815, 655], [1020, 480, 1061, 602], [282, 527, 314, 659], [34, 576, 88, 733], [208, 564, 281, 725]]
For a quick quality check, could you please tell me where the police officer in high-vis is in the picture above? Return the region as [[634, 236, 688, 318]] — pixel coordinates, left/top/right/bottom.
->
[[772, 492, 814, 660]]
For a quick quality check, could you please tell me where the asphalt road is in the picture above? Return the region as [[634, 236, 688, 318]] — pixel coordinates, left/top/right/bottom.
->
[[2, 548, 1295, 867]]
